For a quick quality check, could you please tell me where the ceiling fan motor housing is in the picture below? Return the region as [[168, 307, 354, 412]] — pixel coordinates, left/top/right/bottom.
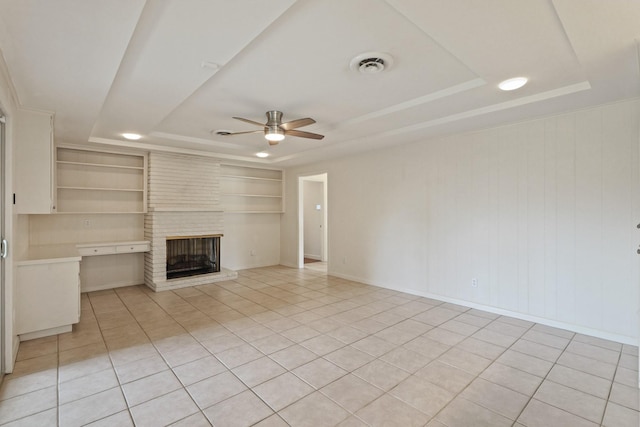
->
[[266, 110, 283, 126]]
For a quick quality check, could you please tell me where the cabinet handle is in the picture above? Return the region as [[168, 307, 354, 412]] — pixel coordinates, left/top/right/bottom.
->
[[1, 239, 7, 259]]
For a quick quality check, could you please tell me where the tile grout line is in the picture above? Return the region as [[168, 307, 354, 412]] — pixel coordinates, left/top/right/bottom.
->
[[86, 288, 137, 426], [4, 267, 636, 426], [505, 326, 570, 427], [420, 313, 539, 426], [599, 345, 624, 426]]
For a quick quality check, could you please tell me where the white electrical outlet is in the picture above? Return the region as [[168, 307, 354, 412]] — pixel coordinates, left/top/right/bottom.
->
[[83, 219, 91, 228], [471, 278, 478, 288], [250, 250, 256, 256]]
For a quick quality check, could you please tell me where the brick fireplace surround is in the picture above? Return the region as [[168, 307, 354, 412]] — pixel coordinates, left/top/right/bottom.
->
[[144, 153, 237, 291]]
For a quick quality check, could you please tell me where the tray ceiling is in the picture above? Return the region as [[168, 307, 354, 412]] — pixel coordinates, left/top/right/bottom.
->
[[0, 0, 638, 166]]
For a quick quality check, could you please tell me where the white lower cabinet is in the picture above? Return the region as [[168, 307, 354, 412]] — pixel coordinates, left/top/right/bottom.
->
[[16, 259, 80, 340]]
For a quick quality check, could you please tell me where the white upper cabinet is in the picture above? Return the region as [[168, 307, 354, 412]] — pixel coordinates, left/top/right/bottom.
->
[[14, 109, 55, 214]]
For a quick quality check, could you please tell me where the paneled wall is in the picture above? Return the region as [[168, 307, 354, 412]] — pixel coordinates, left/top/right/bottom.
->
[[223, 213, 281, 271], [281, 99, 640, 342]]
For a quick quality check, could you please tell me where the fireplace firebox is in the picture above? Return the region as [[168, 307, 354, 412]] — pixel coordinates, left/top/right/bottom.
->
[[166, 235, 221, 280]]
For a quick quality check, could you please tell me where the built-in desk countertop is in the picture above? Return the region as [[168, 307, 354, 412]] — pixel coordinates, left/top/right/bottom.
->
[[18, 241, 150, 264]]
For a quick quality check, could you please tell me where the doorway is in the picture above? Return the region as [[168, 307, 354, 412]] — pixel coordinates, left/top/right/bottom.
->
[[298, 173, 328, 272]]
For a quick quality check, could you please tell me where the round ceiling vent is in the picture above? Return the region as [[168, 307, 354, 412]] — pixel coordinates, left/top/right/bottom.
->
[[350, 52, 394, 74], [213, 129, 233, 136]]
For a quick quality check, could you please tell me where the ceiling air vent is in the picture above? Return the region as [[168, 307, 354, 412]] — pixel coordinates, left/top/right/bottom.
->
[[350, 52, 394, 74]]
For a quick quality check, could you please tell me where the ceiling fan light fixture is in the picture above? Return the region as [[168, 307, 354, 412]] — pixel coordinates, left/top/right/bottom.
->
[[498, 77, 528, 91], [265, 125, 285, 142], [256, 152, 269, 158]]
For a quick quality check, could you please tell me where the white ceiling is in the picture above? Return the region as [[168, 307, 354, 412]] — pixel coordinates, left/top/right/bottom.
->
[[0, 0, 638, 166]]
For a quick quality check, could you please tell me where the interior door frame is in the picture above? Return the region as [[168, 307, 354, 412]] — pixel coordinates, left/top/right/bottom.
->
[[0, 113, 4, 378], [298, 173, 328, 268]]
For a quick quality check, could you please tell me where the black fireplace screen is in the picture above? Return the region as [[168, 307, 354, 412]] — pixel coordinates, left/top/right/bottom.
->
[[166, 236, 220, 280]]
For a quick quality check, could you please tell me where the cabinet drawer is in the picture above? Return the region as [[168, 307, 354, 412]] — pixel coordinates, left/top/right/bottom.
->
[[78, 246, 116, 256], [116, 243, 150, 253]]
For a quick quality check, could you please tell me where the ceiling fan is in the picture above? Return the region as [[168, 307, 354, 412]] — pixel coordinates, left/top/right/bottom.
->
[[223, 110, 324, 145]]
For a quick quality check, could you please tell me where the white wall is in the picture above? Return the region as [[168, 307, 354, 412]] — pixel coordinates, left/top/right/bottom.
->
[[303, 180, 323, 259], [281, 99, 640, 343], [223, 213, 280, 270]]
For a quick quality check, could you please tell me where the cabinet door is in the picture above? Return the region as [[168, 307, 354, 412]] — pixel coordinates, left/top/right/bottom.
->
[[16, 262, 80, 334], [15, 109, 54, 213]]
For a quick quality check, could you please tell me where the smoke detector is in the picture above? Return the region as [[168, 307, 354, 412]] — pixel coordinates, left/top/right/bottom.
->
[[350, 52, 394, 74]]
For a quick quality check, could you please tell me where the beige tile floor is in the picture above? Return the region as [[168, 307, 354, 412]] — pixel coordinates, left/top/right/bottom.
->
[[0, 266, 638, 427]]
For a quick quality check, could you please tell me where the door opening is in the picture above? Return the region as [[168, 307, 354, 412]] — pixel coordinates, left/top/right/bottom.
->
[[298, 173, 328, 272]]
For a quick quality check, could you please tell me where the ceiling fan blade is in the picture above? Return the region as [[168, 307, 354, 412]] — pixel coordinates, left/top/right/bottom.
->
[[280, 117, 315, 131], [232, 117, 266, 127], [224, 130, 263, 136], [285, 129, 324, 140]]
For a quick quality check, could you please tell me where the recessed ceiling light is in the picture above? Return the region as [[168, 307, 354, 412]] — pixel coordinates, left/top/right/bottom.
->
[[256, 152, 269, 158], [498, 77, 528, 91], [122, 133, 142, 140]]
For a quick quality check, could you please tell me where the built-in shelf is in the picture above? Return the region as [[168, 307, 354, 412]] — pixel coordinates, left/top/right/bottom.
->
[[220, 175, 282, 182], [58, 186, 144, 192], [225, 211, 284, 214], [222, 193, 282, 198], [220, 164, 284, 213], [148, 206, 224, 212], [56, 147, 147, 214], [57, 160, 144, 171]]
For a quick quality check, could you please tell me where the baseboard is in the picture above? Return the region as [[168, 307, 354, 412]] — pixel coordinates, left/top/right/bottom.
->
[[280, 262, 299, 269], [19, 325, 72, 342], [304, 254, 322, 260], [10, 335, 19, 372], [328, 270, 637, 346]]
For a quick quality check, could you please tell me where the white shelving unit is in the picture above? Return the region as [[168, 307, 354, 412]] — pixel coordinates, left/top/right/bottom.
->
[[220, 164, 284, 213], [56, 147, 147, 214]]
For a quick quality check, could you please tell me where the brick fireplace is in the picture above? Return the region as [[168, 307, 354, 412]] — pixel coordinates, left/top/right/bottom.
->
[[144, 152, 237, 292]]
